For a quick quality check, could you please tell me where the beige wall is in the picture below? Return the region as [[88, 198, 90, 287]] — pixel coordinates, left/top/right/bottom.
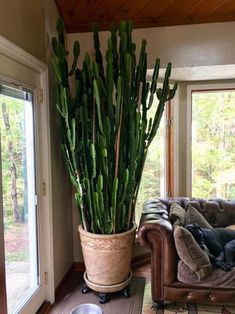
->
[[0, 0, 74, 288], [0, 0, 45, 62], [43, 0, 74, 288], [68, 21, 235, 261], [68, 22, 235, 69]]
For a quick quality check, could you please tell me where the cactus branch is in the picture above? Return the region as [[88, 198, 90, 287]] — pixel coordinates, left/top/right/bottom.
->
[[51, 19, 177, 234]]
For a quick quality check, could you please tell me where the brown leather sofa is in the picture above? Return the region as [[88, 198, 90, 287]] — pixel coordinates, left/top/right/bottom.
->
[[138, 197, 235, 309]]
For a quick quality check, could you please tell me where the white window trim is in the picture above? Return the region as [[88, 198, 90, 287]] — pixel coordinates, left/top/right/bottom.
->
[[173, 88, 179, 196], [0, 35, 55, 303], [186, 82, 235, 197]]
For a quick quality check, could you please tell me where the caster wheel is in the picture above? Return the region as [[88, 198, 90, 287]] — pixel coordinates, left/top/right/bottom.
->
[[123, 287, 130, 298], [81, 284, 91, 294], [152, 301, 164, 310], [99, 292, 110, 304]]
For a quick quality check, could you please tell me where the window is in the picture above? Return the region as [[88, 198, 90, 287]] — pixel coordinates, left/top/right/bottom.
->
[[135, 96, 174, 223], [0, 84, 39, 314], [188, 85, 235, 198]]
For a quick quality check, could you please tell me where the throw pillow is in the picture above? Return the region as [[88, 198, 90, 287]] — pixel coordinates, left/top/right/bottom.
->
[[185, 205, 212, 228], [174, 226, 212, 280], [169, 202, 186, 226]]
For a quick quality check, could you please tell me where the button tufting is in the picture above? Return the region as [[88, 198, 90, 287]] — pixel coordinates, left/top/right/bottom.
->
[[187, 292, 193, 299]]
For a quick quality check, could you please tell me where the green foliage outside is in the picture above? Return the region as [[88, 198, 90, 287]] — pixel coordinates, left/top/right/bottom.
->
[[192, 91, 235, 198], [0, 95, 28, 262], [0, 95, 25, 226], [6, 250, 28, 262], [135, 99, 164, 223]]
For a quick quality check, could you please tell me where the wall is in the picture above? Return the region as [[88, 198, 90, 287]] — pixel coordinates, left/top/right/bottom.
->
[[68, 22, 235, 69], [43, 0, 74, 288], [0, 0, 45, 62], [68, 21, 235, 261], [0, 0, 73, 288]]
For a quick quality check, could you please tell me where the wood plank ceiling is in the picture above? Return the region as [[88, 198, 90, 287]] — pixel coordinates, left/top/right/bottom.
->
[[55, 0, 235, 33]]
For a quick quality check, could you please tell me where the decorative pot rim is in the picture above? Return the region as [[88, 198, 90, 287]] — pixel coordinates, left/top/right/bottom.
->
[[78, 222, 137, 239]]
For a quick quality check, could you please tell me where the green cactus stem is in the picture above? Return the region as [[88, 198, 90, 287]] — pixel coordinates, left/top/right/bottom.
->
[[51, 19, 177, 234]]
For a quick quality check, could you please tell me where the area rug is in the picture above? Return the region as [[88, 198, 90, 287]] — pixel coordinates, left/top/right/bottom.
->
[[50, 276, 145, 314], [156, 302, 235, 314]]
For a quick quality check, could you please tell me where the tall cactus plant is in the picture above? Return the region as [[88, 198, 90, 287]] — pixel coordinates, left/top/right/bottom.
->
[[51, 19, 177, 234]]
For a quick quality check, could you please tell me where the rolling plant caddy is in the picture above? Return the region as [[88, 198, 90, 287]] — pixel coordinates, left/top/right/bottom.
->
[[51, 19, 177, 301]]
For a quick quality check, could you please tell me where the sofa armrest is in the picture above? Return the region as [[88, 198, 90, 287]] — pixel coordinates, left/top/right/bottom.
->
[[138, 211, 178, 302]]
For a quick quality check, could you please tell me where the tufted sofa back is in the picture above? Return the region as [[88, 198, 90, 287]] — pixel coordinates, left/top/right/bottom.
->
[[152, 197, 235, 227]]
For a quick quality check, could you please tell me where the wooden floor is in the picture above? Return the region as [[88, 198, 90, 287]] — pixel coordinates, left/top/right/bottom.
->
[[133, 262, 153, 314]]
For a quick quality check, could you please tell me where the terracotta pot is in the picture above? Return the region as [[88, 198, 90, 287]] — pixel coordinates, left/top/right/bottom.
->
[[78, 223, 137, 292]]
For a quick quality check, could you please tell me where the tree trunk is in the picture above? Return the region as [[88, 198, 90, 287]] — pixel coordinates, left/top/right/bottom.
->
[[1, 102, 21, 223]]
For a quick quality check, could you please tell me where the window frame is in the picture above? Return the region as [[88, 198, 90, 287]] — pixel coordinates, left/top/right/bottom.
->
[[165, 100, 175, 197], [0, 143, 7, 314]]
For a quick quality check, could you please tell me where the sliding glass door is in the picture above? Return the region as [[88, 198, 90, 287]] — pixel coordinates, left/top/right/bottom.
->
[[0, 38, 54, 313], [0, 84, 39, 313]]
